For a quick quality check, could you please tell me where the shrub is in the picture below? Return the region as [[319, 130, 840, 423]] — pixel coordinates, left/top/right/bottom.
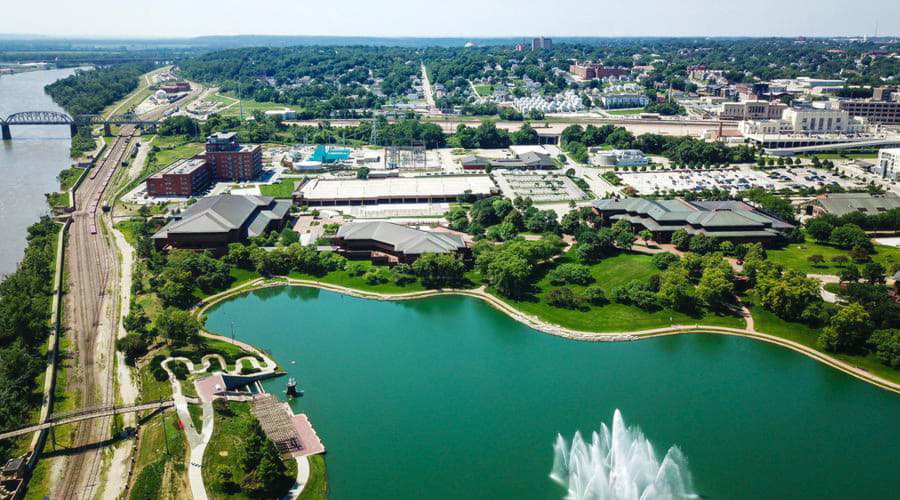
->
[[582, 286, 607, 305], [547, 263, 593, 286], [546, 287, 581, 309], [651, 252, 680, 270], [345, 261, 368, 277], [169, 362, 189, 380], [116, 334, 147, 366]]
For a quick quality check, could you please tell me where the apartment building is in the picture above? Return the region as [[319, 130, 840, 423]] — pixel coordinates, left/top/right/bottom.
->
[[146, 158, 211, 197], [203, 132, 263, 181]]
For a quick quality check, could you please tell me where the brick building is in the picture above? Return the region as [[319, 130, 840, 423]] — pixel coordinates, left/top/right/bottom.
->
[[146, 158, 211, 197], [569, 63, 629, 80], [203, 132, 263, 181], [836, 88, 900, 125]]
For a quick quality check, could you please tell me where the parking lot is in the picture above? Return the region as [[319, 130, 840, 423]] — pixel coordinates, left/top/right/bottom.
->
[[494, 171, 589, 203], [618, 166, 857, 195]]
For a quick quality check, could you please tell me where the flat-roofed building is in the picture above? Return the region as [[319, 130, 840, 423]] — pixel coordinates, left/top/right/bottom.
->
[[333, 221, 467, 264], [203, 132, 263, 181], [152, 194, 291, 250], [592, 197, 794, 244], [718, 101, 786, 120], [600, 94, 650, 109], [811, 192, 900, 217], [294, 175, 497, 207], [146, 158, 211, 197], [876, 148, 900, 181], [460, 152, 555, 171], [837, 99, 900, 125]]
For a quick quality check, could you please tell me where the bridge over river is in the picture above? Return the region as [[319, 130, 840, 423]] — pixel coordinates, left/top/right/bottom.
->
[[0, 111, 159, 140]]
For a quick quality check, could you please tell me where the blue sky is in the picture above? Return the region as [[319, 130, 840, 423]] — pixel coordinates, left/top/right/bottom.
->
[[1, 0, 896, 38]]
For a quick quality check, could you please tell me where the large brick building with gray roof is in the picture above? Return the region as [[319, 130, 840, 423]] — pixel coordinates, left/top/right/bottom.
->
[[592, 197, 794, 244]]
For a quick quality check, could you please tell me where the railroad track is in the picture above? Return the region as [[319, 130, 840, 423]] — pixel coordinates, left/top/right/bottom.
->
[[54, 128, 132, 500], [48, 84, 203, 500]]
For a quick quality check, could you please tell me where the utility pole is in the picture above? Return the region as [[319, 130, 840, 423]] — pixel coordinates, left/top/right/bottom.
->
[[238, 81, 244, 122]]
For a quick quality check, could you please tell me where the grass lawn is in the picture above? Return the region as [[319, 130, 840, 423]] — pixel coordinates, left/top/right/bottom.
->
[[606, 108, 646, 115], [188, 404, 203, 431], [746, 298, 900, 385], [151, 135, 205, 169], [202, 401, 297, 499], [260, 180, 297, 199], [473, 84, 494, 97], [45, 192, 70, 209], [208, 92, 303, 118], [130, 410, 190, 499], [498, 252, 745, 333], [299, 454, 328, 500], [766, 234, 900, 275]]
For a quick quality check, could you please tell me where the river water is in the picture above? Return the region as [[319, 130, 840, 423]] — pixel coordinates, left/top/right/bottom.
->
[[0, 68, 81, 276], [206, 286, 900, 500]]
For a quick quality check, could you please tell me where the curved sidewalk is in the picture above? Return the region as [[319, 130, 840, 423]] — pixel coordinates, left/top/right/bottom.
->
[[195, 278, 900, 395]]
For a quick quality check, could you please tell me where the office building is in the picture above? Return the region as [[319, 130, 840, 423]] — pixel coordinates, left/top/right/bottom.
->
[[876, 149, 900, 181], [532, 37, 553, 50], [146, 158, 211, 197], [718, 101, 786, 120], [592, 198, 794, 244], [152, 194, 291, 250], [203, 132, 263, 181], [332, 221, 467, 265]]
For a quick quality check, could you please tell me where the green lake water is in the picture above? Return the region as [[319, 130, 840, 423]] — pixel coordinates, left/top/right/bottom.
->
[[205, 286, 900, 499]]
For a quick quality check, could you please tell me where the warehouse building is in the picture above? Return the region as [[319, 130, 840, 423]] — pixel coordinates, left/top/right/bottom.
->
[[592, 197, 794, 244], [460, 151, 555, 170]]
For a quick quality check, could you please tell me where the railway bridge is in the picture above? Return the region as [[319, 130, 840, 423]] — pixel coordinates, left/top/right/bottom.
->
[[0, 400, 175, 442], [0, 111, 159, 140]]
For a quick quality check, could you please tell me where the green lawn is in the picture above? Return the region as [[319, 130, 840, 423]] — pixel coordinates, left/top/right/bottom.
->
[[767, 235, 900, 275], [202, 401, 297, 499], [746, 298, 899, 385], [260, 180, 297, 199], [299, 454, 328, 500], [498, 253, 745, 333], [208, 92, 303, 118], [288, 262, 428, 294], [151, 136, 205, 169], [129, 410, 190, 499], [473, 84, 494, 97]]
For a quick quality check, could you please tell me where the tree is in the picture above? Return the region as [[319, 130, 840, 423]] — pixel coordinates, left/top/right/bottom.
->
[[656, 267, 694, 311], [688, 234, 718, 254], [830, 255, 849, 267], [829, 224, 871, 251], [280, 228, 299, 246], [755, 269, 820, 321], [547, 287, 581, 309], [574, 228, 617, 262], [818, 303, 871, 353], [547, 263, 593, 286], [807, 254, 825, 267], [651, 252, 680, 270], [638, 229, 653, 246], [868, 329, 900, 369], [411, 253, 466, 289], [611, 220, 635, 249], [696, 266, 735, 310], [116, 334, 148, 365], [838, 265, 860, 284], [486, 254, 532, 298], [806, 219, 834, 243], [582, 286, 607, 305], [356, 166, 370, 179], [671, 229, 690, 251], [861, 262, 886, 284], [155, 308, 200, 346]]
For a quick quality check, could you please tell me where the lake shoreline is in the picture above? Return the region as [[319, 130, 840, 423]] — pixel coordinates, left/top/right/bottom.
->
[[196, 278, 900, 395]]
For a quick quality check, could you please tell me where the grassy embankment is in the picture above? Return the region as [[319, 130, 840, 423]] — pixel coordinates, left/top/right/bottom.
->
[[746, 298, 899, 386], [99, 66, 170, 118], [202, 401, 300, 499], [767, 234, 900, 275], [497, 252, 745, 333]]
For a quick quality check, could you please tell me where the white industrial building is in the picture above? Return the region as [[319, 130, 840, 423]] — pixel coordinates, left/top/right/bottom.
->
[[593, 149, 650, 167], [600, 93, 651, 109], [739, 107, 866, 136]]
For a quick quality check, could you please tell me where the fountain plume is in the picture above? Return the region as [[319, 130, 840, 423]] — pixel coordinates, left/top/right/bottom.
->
[[551, 410, 698, 500]]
